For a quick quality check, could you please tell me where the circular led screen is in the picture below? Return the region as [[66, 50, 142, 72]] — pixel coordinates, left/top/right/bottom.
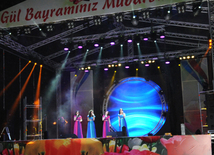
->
[[104, 77, 167, 137]]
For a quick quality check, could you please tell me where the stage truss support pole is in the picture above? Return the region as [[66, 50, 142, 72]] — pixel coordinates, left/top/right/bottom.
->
[[56, 70, 61, 139], [127, 36, 134, 57], [3, 50, 5, 110], [206, 0, 214, 131], [19, 58, 22, 140], [23, 97, 27, 140]]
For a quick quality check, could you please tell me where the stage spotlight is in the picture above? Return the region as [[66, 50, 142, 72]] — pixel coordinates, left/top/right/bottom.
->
[[108, 64, 111, 68], [159, 90, 164, 95], [136, 68, 138, 71], [152, 60, 155, 63], [114, 70, 117, 73], [142, 10, 150, 19], [179, 57, 182, 60], [46, 25, 54, 32], [165, 61, 170, 64], [127, 36, 132, 43], [64, 47, 69, 51], [209, 39, 212, 49], [112, 64, 114, 67], [29, 60, 32, 63], [40, 65, 43, 67], [67, 21, 74, 29], [104, 68, 108, 71], [193, 2, 202, 16], [88, 66, 91, 70], [137, 43, 140, 46], [94, 16, 102, 25], [154, 40, 157, 43], [160, 31, 165, 39], [131, 12, 139, 26], [125, 65, 129, 69], [110, 41, 115, 46], [141, 61, 144, 64], [78, 42, 83, 49], [115, 13, 123, 22], [94, 43, 99, 47], [81, 67, 84, 70], [34, 63, 37, 65], [164, 7, 172, 20], [24, 27, 31, 34], [178, 64, 181, 66], [145, 64, 149, 67], [187, 56, 190, 59], [118, 63, 121, 67], [120, 44, 123, 47], [183, 56, 186, 60], [176, 3, 186, 14], [191, 55, 195, 59], [148, 60, 152, 63], [157, 66, 160, 69]]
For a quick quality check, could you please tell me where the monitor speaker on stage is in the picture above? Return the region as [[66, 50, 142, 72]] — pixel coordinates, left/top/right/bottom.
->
[[107, 132, 123, 137]]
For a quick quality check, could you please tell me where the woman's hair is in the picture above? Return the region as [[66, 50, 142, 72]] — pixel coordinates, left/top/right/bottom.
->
[[75, 111, 79, 116], [88, 110, 93, 117], [119, 108, 123, 114]]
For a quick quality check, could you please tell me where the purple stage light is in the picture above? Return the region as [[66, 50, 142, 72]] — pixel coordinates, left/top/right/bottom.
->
[[125, 66, 129, 69], [64, 47, 69, 51], [145, 64, 149, 67], [78, 45, 83, 49], [165, 61, 170, 64], [127, 39, 132, 43], [143, 38, 148, 41], [94, 43, 99, 47], [160, 35, 165, 39], [85, 70, 89, 72], [110, 42, 115, 45], [104, 68, 108, 71]]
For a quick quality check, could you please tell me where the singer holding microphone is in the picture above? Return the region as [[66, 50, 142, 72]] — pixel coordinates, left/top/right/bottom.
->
[[86, 110, 96, 138], [102, 111, 111, 138], [74, 110, 83, 138]]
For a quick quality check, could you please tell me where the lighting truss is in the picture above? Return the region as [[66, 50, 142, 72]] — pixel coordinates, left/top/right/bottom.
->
[[69, 45, 208, 68]]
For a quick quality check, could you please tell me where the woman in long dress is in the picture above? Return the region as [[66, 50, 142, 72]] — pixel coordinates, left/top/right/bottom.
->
[[86, 110, 96, 138], [74, 111, 83, 138], [102, 111, 111, 138], [118, 108, 128, 136]]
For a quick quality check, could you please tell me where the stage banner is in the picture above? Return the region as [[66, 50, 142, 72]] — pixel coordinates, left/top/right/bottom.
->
[[0, 135, 212, 155], [0, 0, 191, 28]]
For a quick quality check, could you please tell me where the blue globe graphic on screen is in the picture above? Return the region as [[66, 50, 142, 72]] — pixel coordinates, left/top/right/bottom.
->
[[105, 77, 167, 137]]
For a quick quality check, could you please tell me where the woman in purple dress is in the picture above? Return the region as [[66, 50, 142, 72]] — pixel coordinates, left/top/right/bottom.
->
[[102, 111, 111, 138], [74, 111, 83, 138]]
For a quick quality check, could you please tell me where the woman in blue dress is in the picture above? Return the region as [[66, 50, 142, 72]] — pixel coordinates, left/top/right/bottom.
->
[[86, 110, 96, 138], [118, 108, 128, 136]]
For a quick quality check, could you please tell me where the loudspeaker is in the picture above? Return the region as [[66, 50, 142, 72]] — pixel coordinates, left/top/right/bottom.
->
[[65, 134, 78, 138], [107, 132, 123, 137]]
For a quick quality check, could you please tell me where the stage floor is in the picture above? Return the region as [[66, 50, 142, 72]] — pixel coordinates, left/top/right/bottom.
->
[[0, 135, 212, 155]]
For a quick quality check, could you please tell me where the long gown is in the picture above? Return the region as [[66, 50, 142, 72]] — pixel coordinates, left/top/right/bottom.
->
[[74, 115, 83, 138], [86, 115, 96, 138], [118, 114, 128, 136], [102, 115, 110, 138]]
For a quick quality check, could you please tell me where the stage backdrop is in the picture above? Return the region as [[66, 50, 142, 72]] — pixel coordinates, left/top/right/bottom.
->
[[70, 70, 94, 137], [104, 77, 168, 137], [0, 0, 191, 28]]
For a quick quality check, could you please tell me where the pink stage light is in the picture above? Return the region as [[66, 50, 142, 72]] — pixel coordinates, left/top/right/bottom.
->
[[104, 68, 108, 71], [145, 64, 149, 67], [78, 45, 83, 49], [127, 39, 132, 43], [160, 35, 165, 39], [94, 44, 99, 47], [125, 66, 129, 69], [64, 47, 69, 51], [110, 42, 115, 45], [143, 38, 148, 41], [85, 70, 89, 72], [165, 61, 170, 64]]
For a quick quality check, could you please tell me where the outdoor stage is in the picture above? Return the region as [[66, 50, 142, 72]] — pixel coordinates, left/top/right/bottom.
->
[[0, 135, 212, 155]]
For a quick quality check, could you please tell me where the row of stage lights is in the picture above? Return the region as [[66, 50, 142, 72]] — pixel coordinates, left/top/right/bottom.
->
[[28, 61, 43, 67], [64, 32, 165, 50], [78, 54, 196, 71]]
